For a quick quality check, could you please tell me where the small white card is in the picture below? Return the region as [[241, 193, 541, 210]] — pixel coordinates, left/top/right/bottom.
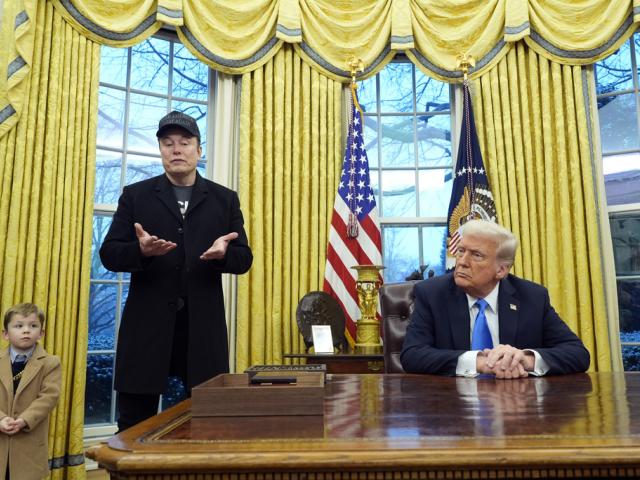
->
[[311, 325, 334, 354]]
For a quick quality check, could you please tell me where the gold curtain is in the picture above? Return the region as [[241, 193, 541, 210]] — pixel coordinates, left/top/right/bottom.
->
[[0, 1, 98, 478], [471, 43, 615, 372], [235, 44, 343, 370]]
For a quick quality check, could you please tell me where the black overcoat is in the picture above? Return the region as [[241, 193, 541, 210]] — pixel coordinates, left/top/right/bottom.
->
[[99, 173, 253, 393]]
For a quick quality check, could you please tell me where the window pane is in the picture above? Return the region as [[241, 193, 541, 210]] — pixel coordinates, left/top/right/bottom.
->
[[417, 114, 451, 167], [95, 149, 123, 205], [358, 76, 377, 113], [125, 153, 164, 185], [122, 283, 130, 309], [611, 215, 640, 274], [598, 93, 639, 153], [595, 39, 633, 95], [131, 38, 170, 94], [100, 46, 128, 87], [84, 353, 114, 424], [622, 345, 640, 371], [603, 154, 640, 205], [88, 283, 117, 350], [415, 72, 450, 113], [418, 169, 452, 217], [91, 215, 116, 280], [380, 116, 414, 167], [383, 226, 419, 282], [618, 279, 640, 335], [381, 170, 416, 217], [173, 44, 208, 101], [421, 226, 447, 276], [379, 63, 414, 113], [97, 87, 125, 149], [363, 119, 379, 168], [128, 94, 167, 153]]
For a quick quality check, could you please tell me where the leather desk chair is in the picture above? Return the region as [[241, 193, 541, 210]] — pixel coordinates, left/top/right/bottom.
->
[[379, 281, 419, 373]]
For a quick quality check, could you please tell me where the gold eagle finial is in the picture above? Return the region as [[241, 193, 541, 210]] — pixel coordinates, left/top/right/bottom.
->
[[347, 56, 364, 86]]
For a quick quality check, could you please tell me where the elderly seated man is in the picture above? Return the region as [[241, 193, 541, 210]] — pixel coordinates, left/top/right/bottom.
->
[[401, 219, 590, 379]]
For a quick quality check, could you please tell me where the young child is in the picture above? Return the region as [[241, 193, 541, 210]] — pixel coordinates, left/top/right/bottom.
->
[[0, 303, 61, 480]]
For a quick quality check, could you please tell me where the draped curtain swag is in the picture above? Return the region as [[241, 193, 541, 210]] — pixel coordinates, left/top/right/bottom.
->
[[1, 0, 639, 137]]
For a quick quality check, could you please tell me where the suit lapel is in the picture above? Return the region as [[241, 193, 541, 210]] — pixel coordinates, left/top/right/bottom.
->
[[498, 276, 519, 345], [0, 350, 12, 396], [447, 277, 471, 350], [154, 175, 184, 222], [185, 173, 208, 217]]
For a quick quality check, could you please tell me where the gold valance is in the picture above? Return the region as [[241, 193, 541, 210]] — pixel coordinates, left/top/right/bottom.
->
[[1, 0, 638, 137], [48, 0, 638, 78]]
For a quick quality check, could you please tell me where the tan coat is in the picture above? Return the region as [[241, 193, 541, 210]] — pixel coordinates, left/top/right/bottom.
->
[[0, 344, 61, 480]]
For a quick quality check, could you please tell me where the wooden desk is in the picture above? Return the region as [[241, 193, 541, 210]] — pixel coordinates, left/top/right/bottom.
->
[[87, 373, 640, 479], [283, 352, 384, 373]]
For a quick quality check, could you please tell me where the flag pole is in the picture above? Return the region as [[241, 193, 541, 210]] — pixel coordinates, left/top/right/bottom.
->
[[345, 57, 364, 238]]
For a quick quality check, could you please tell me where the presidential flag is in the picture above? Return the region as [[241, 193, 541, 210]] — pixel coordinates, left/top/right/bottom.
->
[[323, 85, 383, 345], [446, 81, 497, 269]]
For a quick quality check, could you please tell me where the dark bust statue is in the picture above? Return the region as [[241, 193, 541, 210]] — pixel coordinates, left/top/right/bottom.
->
[[296, 291, 347, 352]]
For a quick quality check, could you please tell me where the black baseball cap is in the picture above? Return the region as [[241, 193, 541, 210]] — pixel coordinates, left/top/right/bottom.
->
[[156, 110, 201, 140]]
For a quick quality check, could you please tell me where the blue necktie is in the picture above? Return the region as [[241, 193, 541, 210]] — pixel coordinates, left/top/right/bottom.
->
[[14, 354, 27, 366], [471, 299, 493, 351]]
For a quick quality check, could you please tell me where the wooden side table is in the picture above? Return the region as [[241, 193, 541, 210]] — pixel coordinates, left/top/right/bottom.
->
[[283, 353, 384, 374]]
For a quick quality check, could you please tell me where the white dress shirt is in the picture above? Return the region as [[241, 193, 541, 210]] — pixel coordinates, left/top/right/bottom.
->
[[10, 345, 36, 363], [456, 283, 550, 377]]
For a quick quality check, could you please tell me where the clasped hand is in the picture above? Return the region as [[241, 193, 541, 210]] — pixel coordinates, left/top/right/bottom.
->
[[0, 416, 26, 435], [476, 344, 535, 379], [135, 223, 238, 260]]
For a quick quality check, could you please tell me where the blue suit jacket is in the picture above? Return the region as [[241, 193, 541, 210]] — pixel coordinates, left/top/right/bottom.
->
[[400, 273, 590, 375]]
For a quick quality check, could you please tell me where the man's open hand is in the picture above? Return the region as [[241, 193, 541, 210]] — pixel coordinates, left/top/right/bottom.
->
[[135, 223, 177, 257], [200, 232, 239, 261]]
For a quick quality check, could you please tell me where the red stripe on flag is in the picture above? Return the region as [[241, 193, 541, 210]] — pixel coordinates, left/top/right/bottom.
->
[[330, 213, 376, 266], [360, 215, 382, 243], [326, 244, 359, 302]]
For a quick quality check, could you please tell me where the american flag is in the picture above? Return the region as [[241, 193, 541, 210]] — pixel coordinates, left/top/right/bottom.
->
[[323, 86, 383, 345], [446, 81, 497, 269]]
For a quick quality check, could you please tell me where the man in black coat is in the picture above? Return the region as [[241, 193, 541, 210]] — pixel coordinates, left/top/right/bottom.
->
[[100, 111, 253, 431], [401, 219, 589, 378]]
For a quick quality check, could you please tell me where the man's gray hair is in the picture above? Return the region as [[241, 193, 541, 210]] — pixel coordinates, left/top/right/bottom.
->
[[459, 219, 518, 265]]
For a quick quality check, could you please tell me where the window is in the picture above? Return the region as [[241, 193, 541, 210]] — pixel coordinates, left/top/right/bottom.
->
[[610, 212, 640, 369], [595, 34, 640, 370], [357, 61, 454, 282], [86, 33, 211, 428]]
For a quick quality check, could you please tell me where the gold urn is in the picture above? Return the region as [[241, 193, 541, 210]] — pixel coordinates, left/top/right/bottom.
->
[[351, 265, 385, 354]]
